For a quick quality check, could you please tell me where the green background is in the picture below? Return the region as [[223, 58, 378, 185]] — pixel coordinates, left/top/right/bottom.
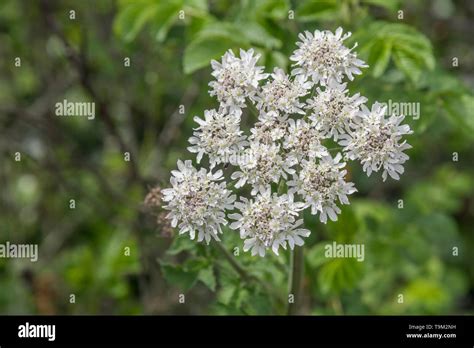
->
[[0, 0, 473, 315]]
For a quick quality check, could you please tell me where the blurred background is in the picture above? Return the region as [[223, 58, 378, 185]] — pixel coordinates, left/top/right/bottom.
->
[[0, 0, 473, 315]]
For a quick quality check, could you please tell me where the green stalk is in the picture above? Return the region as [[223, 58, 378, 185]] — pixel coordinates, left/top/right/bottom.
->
[[214, 241, 286, 310], [287, 245, 304, 315], [214, 240, 252, 281]]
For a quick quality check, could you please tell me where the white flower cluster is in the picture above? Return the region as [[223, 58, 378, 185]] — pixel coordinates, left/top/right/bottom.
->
[[162, 28, 413, 257], [162, 160, 236, 243], [229, 190, 308, 257]]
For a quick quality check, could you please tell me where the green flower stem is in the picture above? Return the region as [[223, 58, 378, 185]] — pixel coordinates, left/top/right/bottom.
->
[[287, 245, 304, 315], [214, 240, 252, 281]]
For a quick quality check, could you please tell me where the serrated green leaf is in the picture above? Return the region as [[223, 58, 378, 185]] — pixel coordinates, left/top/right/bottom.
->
[[370, 40, 392, 77], [392, 49, 422, 83], [352, 22, 435, 82]]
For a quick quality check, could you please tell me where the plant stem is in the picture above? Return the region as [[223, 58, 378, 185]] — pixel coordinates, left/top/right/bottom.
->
[[214, 241, 253, 281], [287, 245, 304, 315], [214, 241, 286, 310]]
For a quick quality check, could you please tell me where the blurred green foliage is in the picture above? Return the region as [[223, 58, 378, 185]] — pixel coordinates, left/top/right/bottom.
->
[[0, 0, 473, 315]]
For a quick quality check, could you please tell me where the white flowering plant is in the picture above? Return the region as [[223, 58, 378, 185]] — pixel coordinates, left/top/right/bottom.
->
[[162, 27, 413, 259]]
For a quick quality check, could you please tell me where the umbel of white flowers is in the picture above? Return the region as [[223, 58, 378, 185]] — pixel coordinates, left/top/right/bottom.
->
[[162, 27, 413, 257]]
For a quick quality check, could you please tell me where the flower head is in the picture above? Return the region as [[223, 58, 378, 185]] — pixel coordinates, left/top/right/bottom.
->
[[287, 154, 356, 223], [290, 27, 367, 86], [339, 103, 413, 181], [256, 68, 311, 114], [231, 141, 296, 195], [157, 28, 413, 258], [283, 118, 328, 161], [306, 81, 367, 140], [209, 48, 268, 112], [249, 110, 288, 144], [188, 109, 248, 167], [229, 190, 309, 256], [162, 160, 236, 244]]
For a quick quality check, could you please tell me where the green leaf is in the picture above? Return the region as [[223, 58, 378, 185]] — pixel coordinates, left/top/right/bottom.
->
[[416, 213, 459, 257], [392, 49, 422, 83], [238, 22, 281, 49], [166, 236, 196, 255], [243, 291, 273, 314], [318, 258, 363, 295], [240, 0, 290, 21], [296, 0, 339, 22], [114, 0, 184, 43], [160, 262, 199, 291], [306, 242, 330, 269], [114, 1, 160, 42], [254, 0, 290, 20], [160, 257, 208, 291], [422, 69, 467, 95], [184, 0, 208, 13], [183, 23, 249, 74], [269, 51, 288, 70], [402, 278, 449, 313], [325, 206, 358, 242], [153, 0, 184, 42], [442, 94, 474, 134], [217, 284, 237, 305], [184, 35, 230, 74], [182, 21, 253, 74], [190, 21, 243, 40], [198, 266, 216, 291], [361, 0, 400, 11], [369, 40, 392, 78], [352, 22, 435, 82]]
